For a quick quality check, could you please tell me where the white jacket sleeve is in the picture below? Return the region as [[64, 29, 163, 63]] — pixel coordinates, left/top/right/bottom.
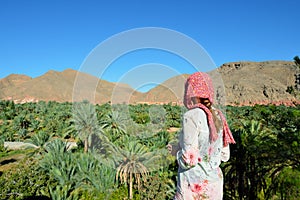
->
[[221, 145, 230, 162], [177, 114, 199, 169]]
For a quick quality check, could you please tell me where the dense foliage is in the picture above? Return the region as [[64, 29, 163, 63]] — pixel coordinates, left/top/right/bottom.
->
[[0, 100, 299, 199]]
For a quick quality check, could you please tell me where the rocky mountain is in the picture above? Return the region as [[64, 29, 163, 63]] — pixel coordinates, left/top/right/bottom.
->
[[0, 61, 299, 106], [218, 61, 299, 106], [0, 69, 141, 104]]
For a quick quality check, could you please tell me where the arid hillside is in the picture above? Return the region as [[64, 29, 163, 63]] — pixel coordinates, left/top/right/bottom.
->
[[219, 61, 299, 106], [0, 61, 299, 106]]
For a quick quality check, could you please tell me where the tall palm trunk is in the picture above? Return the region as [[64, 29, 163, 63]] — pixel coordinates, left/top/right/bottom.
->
[[237, 160, 245, 200], [249, 156, 257, 199], [84, 138, 88, 153], [129, 172, 133, 199]]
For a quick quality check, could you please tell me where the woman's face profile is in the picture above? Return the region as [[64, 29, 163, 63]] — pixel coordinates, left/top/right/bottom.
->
[[191, 97, 201, 104], [191, 97, 210, 105]]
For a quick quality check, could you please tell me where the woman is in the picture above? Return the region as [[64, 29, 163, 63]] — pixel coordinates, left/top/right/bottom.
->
[[174, 72, 235, 200]]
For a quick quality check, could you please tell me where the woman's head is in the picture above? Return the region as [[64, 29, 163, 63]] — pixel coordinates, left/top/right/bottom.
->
[[184, 72, 214, 109]]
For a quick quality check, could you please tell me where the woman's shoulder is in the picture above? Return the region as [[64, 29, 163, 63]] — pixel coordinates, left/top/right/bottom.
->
[[184, 107, 206, 119]]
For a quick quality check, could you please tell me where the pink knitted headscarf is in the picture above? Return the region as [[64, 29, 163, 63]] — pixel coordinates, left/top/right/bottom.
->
[[183, 72, 235, 146]]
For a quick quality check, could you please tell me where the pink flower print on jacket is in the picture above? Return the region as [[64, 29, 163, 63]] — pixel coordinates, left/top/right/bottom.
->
[[190, 180, 209, 199], [183, 148, 201, 167], [191, 183, 203, 193]]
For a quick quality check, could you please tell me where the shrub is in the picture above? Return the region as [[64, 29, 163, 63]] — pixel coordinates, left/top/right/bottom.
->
[[0, 158, 57, 200]]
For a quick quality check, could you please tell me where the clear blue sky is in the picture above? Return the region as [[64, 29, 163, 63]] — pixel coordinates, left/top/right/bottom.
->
[[1, 0, 299, 91]]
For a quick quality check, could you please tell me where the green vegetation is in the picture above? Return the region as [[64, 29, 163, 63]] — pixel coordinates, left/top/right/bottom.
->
[[294, 56, 300, 67], [0, 100, 299, 199], [287, 56, 300, 96]]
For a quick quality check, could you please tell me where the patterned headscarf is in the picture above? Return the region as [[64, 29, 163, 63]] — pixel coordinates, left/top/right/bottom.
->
[[183, 72, 235, 146]]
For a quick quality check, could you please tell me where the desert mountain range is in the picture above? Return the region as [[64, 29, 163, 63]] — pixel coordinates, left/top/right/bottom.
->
[[1, 61, 299, 106]]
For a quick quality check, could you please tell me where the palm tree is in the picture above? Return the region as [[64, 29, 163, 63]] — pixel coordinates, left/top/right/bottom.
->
[[75, 152, 116, 197], [148, 105, 166, 125], [223, 118, 275, 199], [100, 111, 127, 142], [112, 137, 163, 199], [39, 139, 77, 187], [27, 130, 52, 146], [12, 111, 30, 139], [71, 101, 100, 153], [49, 184, 79, 200], [26, 130, 52, 155]]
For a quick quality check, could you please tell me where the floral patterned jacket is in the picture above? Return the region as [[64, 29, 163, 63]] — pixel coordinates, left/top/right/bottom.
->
[[174, 108, 230, 200]]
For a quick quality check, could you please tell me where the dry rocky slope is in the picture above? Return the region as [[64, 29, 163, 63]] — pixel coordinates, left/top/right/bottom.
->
[[218, 61, 299, 106], [0, 61, 299, 106]]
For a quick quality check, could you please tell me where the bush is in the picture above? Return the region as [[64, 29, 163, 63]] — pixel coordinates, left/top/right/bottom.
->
[[0, 158, 57, 200], [136, 172, 176, 200]]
